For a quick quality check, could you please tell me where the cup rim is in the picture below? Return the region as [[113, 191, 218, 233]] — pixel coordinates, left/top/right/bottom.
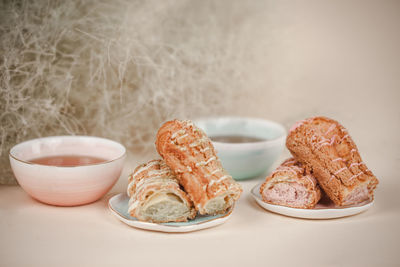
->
[[9, 135, 126, 168], [193, 116, 287, 150]]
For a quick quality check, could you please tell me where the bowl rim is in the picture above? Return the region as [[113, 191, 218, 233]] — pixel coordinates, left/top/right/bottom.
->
[[9, 135, 126, 168], [193, 116, 287, 150]]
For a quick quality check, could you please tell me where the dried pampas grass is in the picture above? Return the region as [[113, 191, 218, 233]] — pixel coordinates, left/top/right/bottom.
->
[[0, 0, 258, 184]]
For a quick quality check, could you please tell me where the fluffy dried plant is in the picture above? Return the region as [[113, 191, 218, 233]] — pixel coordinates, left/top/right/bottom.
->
[[0, 0, 256, 184]]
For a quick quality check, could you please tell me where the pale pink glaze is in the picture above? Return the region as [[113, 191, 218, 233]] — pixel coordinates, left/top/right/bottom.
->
[[324, 124, 336, 135], [334, 167, 347, 175], [348, 172, 363, 181], [304, 175, 316, 186], [327, 175, 335, 184], [289, 117, 315, 133], [315, 135, 336, 149], [10, 136, 126, 206], [350, 162, 365, 168], [289, 120, 305, 133]]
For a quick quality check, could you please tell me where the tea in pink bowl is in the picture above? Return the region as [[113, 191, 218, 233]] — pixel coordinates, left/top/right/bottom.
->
[[9, 136, 126, 206]]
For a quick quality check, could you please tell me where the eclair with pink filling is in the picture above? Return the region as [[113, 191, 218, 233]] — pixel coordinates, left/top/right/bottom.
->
[[286, 116, 379, 206], [260, 158, 321, 209]]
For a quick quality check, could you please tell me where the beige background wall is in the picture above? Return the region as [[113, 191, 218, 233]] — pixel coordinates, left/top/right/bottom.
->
[[228, 0, 400, 180]]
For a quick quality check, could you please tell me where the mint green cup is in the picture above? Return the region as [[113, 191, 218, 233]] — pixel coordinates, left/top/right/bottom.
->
[[194, 117, 286, 180]]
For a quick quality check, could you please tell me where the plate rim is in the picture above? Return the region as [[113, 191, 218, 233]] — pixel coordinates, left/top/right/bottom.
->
[[108, 193, 233, 232], [251, 182, 374, 219]]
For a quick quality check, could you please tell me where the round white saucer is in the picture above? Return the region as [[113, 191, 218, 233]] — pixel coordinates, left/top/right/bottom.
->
[[108, 193, 234, 232], [251, 182, 373, 219]]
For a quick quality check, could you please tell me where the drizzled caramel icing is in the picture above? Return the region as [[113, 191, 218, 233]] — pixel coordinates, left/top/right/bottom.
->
[[156, 119, 243, 214], [127, 160, 178, 214], [127, 160, 174, 197], [291, 118, 371, 186], [166, 120, 239, 195]]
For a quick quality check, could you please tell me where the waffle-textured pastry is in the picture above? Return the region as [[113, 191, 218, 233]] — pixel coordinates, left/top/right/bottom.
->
[[127, 159, 196, 223], [156, 119, 242, 215], [260, 158, 321, 209], [286, 116, 379, 206]]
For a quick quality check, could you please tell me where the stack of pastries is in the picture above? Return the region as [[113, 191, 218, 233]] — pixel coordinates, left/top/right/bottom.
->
[[260, 116, 379, 209], [128, 120, 242, 223]]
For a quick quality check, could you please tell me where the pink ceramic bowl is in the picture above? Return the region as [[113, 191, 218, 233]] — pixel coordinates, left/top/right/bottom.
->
[[9, 136, 126, 206]]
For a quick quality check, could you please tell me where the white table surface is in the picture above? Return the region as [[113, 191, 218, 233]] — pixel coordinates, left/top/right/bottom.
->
[[1, 147, 399, 267]]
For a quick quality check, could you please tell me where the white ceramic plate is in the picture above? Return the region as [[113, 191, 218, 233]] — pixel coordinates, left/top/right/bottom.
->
[[108, 193, 234, 232], [251, 182, 373, 219]]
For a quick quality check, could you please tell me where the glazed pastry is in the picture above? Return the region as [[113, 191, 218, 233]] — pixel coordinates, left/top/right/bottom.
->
[[286, 116, 379, 206], [155, 119, 242, 215], [260, 158, 321, 209], [127, 159, 196, 223]]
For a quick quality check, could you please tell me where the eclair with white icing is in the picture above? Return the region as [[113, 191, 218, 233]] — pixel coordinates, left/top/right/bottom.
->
[[286, 116, 379, 206], [260, 158, 321, 209], [156, 120, 242, 215], [127, 159, 196, 223]]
